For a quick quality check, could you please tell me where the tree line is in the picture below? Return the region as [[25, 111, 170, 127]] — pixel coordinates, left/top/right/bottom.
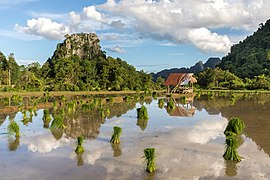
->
[[0, 51, 164, 92]]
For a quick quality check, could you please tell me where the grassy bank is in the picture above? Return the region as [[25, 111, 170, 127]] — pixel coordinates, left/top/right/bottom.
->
[[0, 90, 166, 98], [195, 89, 270, 94]]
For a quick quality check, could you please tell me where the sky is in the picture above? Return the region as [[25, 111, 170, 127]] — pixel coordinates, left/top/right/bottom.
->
[[0, 0, 270, 73]]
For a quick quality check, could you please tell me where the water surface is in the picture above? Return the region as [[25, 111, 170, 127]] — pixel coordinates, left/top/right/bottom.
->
[[0, 94, 270, 179]]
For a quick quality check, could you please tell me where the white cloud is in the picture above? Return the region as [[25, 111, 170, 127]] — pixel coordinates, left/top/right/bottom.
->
[[105, 46, 126, 53], [15, 17, 71, 40], [187, 117, 227, 144], [82, 6, 104, 22], [98, 0, 270, 53], [15, 0, 270, 53], [29, 11, 67, 20], [188, 28, 231, 53], [160, 42, 177, 47], [69, 11, 81, 26], [110, 20, 125, 29], [24, 132, 71, 153]]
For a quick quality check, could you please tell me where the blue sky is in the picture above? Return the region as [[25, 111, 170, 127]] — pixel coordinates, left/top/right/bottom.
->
[[0, 0, 269, 73]]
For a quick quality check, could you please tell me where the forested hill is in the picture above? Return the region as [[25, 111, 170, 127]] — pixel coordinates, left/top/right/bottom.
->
[[41, 33, 154, 91], [0, 33, 155, 91], [151, 57, 221, 81], [219, 19, 270, 78]]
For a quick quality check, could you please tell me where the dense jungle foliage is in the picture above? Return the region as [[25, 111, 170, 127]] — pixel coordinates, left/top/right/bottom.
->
[[196, 19, 270, 90], [0, 51, 160, 92], [219, 20, 270, 78]]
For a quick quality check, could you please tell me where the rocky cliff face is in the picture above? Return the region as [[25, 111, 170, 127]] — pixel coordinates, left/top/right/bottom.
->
[[51, 33, 101, 60]]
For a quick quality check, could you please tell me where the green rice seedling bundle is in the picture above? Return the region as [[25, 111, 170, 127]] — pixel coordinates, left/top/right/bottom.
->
[[22, 110, 28, 120], [28, 108, 33, 118], [223, 135, 241, 161], [75, 136, 84, 154], [82, 104, 89, 111], [53, 100, 57, 111], [152, 92, 158, 100], [105, 107, 110, 117], [109, 96, 114, 104], [158, 99, 165, 108], [50, 116, 65, 129], [123, 96, 131, 103], [43, 109, 51, 121], [140, 94, 145, 100], [110, 126, 122, 144], [59, 109, 65, 117], [100, 108, 105, 118], [43, 109, 52, 128], [61, 95, 66, 102], [167, 100, 175, 109], [8, 121, 20, 137], [224, 117, 245, 135], [180, 96, 187, 104], [137, 105, 149, 120], [143, 148, 156, 173]]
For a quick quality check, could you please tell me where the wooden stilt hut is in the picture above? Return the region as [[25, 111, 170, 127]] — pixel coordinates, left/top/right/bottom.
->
[[164, 73, 197, 94]]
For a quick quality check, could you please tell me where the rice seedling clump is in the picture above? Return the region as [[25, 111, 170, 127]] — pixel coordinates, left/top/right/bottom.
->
[[110, 126, 122, 144], [8, 121, 20, 137], [75, 136, 84, 154], [224, 117, 245, 135], [137, 105, 149, 120], [143, 148, 156, 173]]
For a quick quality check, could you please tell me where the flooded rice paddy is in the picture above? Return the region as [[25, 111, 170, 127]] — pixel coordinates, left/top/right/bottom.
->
[[0, 93, 270, 179]]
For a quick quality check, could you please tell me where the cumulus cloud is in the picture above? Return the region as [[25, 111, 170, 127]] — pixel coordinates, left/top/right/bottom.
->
[[99, 0, 270, 53], [188, 28, 231, 53], [82, 6, 104, 22], [105, 46, 126, 53], [15, 0, 270, 53], [15, 17, 71, 40], [187, 117, 227, 144], [24, 132, 71, 153], [110, 20, 125, 29]]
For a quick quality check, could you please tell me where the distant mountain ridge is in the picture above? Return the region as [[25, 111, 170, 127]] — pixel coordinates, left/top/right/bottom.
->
[[151, 57, 221, 81]]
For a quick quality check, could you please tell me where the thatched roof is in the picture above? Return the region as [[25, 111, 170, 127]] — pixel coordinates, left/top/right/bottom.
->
[[164, 73, 196, 86]]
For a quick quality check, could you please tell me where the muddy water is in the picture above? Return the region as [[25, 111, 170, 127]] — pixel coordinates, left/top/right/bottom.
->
[[0, 95, 270, 179]]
